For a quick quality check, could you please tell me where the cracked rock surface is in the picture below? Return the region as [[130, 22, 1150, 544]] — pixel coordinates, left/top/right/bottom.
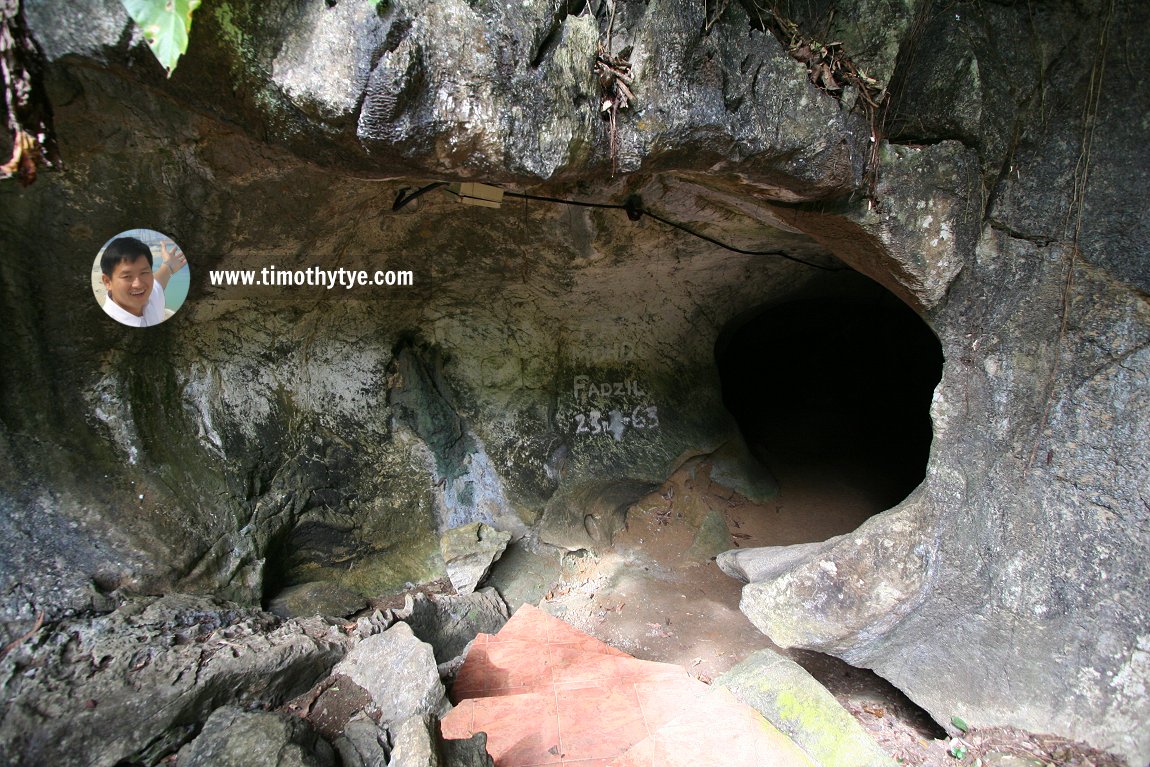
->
[[1, 0, 1148, 764]]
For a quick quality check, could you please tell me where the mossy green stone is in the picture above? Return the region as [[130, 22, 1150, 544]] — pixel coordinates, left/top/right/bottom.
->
[[686, 510, 731, 562], [717, 648, 896, 767]]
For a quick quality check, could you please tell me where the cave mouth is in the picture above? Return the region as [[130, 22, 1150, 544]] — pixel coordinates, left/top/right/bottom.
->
[[717, 274, 944, 517]]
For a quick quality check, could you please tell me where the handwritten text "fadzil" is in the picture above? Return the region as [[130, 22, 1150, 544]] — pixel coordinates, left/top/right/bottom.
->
[[572, 375, 646, 402]]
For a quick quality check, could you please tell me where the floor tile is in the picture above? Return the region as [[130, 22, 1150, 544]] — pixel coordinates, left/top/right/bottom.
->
[[612, 656, 689, 683], [439, 699, 476, 741], [484, 639, 555, 690], [449, 691, 562, 767], [611, 688, 819, 767], [501, 605, 629, 655], [556, 684, 649, 762], [548, 646, 626, 685], [631, 677, 710, 731]]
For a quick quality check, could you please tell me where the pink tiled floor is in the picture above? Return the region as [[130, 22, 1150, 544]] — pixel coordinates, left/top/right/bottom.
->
[[440, 605, 818, 767]]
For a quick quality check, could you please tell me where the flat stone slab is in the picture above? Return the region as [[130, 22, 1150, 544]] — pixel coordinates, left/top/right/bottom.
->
[[686, 509, 733, 562], [716, 539, 839, 584], [716, 648, 896, 767], [440, 522, 512, 595]]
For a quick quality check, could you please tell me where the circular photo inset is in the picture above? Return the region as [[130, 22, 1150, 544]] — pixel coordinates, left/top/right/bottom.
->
[[92, 229, 190, 327]]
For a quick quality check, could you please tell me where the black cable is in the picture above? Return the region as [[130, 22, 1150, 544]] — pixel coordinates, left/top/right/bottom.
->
[[502, 190, 844, 271], [503, 190, 628, 212], [393, 182, 448, 211], [409, 182, 845, 271], [637, 207, 845, 272]]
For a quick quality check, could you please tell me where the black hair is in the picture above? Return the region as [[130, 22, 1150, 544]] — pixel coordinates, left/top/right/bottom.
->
[[100, 237, 153, 277]]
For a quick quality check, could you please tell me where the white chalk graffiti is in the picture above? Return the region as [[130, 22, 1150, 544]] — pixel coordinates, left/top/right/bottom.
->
[[572, 406, 660, 441], [572, 375, 645, 403], [569, 375, 660, 441]]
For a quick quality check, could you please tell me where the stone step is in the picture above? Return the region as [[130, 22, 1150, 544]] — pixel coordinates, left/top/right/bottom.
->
[[451, 604, 686, 701], [442, 605, 827, 767], [495, 603, 634, 656], [607, 685, 818, 767]]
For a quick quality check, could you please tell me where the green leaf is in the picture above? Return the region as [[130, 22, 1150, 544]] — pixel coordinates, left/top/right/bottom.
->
[[120, 0, 202, 77], [951, 715, 969, 732]]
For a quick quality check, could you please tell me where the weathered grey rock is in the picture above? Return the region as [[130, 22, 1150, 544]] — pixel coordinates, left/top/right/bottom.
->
[[176, 705, 336, 767], [685, 510, 731, 562], [389, 714, 440, 767], [441, 730, 494, 767], [717, 539, 840, 585], [440, 523, 513, 595], [705, 437, 777, 504], [0, 595, 352, 766], [271, 0, 390, 124], [388, 713, 494, 767], [393, 588, 509, 666], [331, 712, 390, 767], [331, 621, 447, 727], [716, 648, 895, 767], [268, 580, 370, 619], [355, 608, 401, 639], [730, 113, 1150, 767], [2, 0, 1149, 764]]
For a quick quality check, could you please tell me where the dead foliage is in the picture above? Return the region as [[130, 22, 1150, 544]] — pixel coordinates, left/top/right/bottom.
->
[[1, 0, 59, 186], [595, 41, 635, 176], [707, 2, 889, 198], [761, 5, 888, 197], [964, 727, 1127, 767], [0, 610, 44, 659]]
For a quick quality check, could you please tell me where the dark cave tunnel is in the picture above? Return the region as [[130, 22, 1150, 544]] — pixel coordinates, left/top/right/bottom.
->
[[717, 275, 944, 515]]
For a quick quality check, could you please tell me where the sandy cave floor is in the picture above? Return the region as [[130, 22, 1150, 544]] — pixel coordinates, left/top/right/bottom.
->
[[476, 455, 1124, 767]]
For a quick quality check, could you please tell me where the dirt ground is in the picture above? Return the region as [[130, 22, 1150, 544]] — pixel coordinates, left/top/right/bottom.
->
[[485, 453, 1123, 767]]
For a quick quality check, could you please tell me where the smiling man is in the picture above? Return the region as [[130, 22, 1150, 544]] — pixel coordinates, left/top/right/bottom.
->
[[99, 236, 186, 327]]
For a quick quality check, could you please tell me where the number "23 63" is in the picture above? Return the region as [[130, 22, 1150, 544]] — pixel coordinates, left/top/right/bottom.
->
[[573, 405, 660, 437]]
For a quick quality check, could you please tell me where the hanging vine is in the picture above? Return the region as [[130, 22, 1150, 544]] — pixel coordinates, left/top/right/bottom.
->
[[592, 0, 635, 176], [708, 2, 890, 198], [1, 0, 58, 186]]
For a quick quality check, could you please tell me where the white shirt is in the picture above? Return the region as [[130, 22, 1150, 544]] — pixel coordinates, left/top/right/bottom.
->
[[102, 280, 167, 327]]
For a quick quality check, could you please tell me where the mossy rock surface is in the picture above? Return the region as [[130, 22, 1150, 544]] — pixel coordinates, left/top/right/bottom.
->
[[716, 648, 895, 767]]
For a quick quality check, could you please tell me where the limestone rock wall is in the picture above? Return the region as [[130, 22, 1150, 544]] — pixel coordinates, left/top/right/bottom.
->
[[1, 0, 1148, 763], [727, 1, 1150, 762]]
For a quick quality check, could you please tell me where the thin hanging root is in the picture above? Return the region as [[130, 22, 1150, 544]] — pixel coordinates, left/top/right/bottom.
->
[[594, 40, 634, 176], [748, 3, 889, 197], [0, 610, 44, 659], [703, 0, 731, 34], [1025, 0, 1113, 470]]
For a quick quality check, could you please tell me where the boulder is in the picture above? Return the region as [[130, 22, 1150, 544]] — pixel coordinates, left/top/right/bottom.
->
[[705, 438, 778, 504], [331, 622, 448, 727], [0, 595, 351, 766], [392, 588, 510, 667], [441, 730, 495, 767], [267, 581, 370, 619], [717, 540, 840, 585], [176, 706, 336, 767], [389, 714, 441, 767], [685, 510, 732, 562], [331, 712, 390, 767], [390, 714, 494, 767], [440, 523, 512, 595]]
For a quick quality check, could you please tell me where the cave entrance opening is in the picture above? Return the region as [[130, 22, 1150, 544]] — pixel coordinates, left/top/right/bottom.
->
[[716, 272, 943, 540]]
